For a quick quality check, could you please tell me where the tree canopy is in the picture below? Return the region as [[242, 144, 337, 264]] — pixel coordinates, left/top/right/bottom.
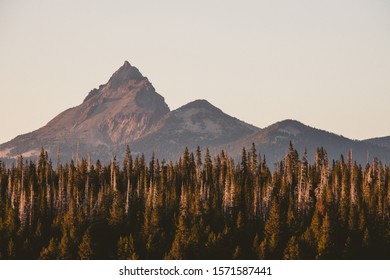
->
[[0, 145, 388, 259]]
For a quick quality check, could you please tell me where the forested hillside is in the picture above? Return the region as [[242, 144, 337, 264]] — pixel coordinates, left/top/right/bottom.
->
[[0, 143, 389, 259]]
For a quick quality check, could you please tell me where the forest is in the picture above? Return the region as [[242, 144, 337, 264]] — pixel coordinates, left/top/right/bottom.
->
[[0, 143, 389, 259]]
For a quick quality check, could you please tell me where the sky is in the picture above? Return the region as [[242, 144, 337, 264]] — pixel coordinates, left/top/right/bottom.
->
[[1, 0, 389, 143]]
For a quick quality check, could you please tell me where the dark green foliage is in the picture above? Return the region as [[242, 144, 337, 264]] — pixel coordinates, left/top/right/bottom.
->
[[0, 145, 389, 259]]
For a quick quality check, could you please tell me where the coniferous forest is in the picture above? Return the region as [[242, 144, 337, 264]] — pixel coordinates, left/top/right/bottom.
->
[[0, 143, 389, 260]]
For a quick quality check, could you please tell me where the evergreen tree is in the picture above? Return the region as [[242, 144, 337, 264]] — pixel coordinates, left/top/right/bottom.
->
[[79, 228, 93, 259], [166, 214, 191, 260], [264, 197, 282, 258], [0, 146, 388, 260], [59, 230, 73, 260], [283, 236, 300, 259], [39, 238, 58, 260], [117, 235, 138, 260], [317, 213, 333, 259]]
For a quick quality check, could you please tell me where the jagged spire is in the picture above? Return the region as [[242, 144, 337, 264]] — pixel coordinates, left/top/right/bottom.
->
[[108, 61, 145, 89]]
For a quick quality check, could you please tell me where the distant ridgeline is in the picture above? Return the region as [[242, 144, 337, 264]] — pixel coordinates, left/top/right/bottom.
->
[[0, 143, 389, 260]]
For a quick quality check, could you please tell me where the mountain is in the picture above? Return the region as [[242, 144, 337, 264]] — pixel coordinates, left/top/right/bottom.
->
[[128, 99, 260, 160], [0, 61, 170, 162], [0, 61, 259, 163], [217, 120, 390, 165], [364, 136, 390, 149], [1, 61, 390, 166]]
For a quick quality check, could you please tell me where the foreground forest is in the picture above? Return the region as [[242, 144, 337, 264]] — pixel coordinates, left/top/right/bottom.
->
[[0, 143, 389, 259]]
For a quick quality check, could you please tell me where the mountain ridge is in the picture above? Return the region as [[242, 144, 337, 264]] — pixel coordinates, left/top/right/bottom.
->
[[1, 61, 389, 165], [217, 119, 390, 165], [364, 136, 390, 149], [128, 98, 260, 160], [0, 61, 170, 162]]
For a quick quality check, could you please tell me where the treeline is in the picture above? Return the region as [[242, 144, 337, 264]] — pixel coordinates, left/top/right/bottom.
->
[[0, 143, 389, 259]]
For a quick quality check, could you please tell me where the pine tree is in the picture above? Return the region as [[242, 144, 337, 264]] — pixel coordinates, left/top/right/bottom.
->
[[264, 197, 282, 258], [166, 214, 190, 260], [249, 143, 258, 176], [79, 228, 93, 259], [7, 239, 16, 259], [317, 213, 333, 259], [39, 238, 58, 260], [0, 144, 388, 260], [117, 235, 138, 260], [59, 230, 73, 259], [283, 236, 300, 259]]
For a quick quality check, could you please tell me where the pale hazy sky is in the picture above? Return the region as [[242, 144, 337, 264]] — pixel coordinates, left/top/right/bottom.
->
[[1, 0, 389, 143]]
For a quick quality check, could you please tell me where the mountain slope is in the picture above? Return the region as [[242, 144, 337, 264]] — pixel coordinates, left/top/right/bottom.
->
[[1, 62, 389, 166], [128, 99, 260, 160], [219, 120, 390, 165], [0, 61, 259, 163], [0, 61, 170, 162], [364, 136, 390, 149]]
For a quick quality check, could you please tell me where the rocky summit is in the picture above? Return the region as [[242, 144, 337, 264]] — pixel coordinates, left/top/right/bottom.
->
[[0, 61, 170, 163]]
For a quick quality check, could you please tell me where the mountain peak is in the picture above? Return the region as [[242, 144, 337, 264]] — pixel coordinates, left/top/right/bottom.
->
[[276, 119, 305, 127], [108, 61, 145, 89], [181, 99, 218, 111]]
